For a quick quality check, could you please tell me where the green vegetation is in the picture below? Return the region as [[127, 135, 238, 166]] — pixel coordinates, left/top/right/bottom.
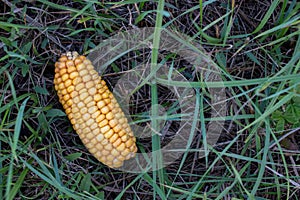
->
[[0, 0, 300, 199]]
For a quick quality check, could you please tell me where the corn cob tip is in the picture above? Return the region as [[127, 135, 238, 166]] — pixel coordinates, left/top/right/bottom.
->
[[54, 51, 137, 168], [61, 51, 79, 61]]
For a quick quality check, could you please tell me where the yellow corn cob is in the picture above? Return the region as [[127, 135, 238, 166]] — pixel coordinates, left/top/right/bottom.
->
[[54, 51, 137, 168]]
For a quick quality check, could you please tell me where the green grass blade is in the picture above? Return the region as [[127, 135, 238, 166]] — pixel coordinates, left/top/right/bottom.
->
[[252, 0, 281, 34], [5, 96, 30, 200], [150, 0, 166, 199]]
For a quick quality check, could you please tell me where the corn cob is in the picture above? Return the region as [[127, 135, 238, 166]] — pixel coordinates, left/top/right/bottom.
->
[[54, 51, 137, 168]]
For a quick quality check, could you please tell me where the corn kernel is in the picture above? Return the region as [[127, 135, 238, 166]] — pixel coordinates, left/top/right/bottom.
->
[[106, 112, 113, 120], [104, 143, 113, 151], [100, 125, 110, 134], [97, 101, 106, 109], [74, 58, 82, 65], [66, 99, 72, 107], [73, 96, 80, 104], [109, 119, 118, 128], [73, 77, 82, 85], [117, 143, 126, 151], [89, 147, 97, 154], [77, 102, 85, 109], [76, 63, 85, 71], [70, 91, 78, 98], [82, 113, 91, 121], [86, 81, 94, 88], [75, 83, 85, 91], [111, 149, 119, 157], [67, 66, 76, 73], [83, 96, 93, 104], [96, 114, 105, 123], [109, 133, 119, 143], [125, 139, 133, 148], [79, 69, 88, 76], [86, 101, 95, 108], [63, 94, 70, 102], [90, 122, 98, 130], [102, 92, 109, 99], [59, 68, 67, 76], [67, 85, 75, 93], [79, 107, 88, 115], [104, 129, 114, 139], [96, 132, 104, 141], [113, 138, 122, 148], [118, 130, 126, 137], [99, 119, 108, 128], [86, 118, 94, 126], [100, 106, 110, 114], [79, 92, 89, 101], [88, 87, 97, 95], [82, 75, 91, 82], [88, 106, 97, 114], [70, 71, 79, 79], [106, 155, 114, 161], [102, 150, 110, 156], [91, 111, 101, 119], [121, 135, 128, 142], [96, 143, 103, 150], [94, 94, 102, 101], [114, 161, 123, 168], [62, 74, 69, 81], [86, 133, 94, 140], [101, 139, 108, 145], [66, 60, 74, 67], [113, 124, 122, 133], [58, 82, 65, 90]]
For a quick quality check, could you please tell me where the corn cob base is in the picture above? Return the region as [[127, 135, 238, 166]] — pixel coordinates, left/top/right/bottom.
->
[[54, 51, 137, 168]]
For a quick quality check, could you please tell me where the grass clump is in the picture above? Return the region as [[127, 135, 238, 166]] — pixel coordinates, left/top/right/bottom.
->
[[0, 0, 300, 199]]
